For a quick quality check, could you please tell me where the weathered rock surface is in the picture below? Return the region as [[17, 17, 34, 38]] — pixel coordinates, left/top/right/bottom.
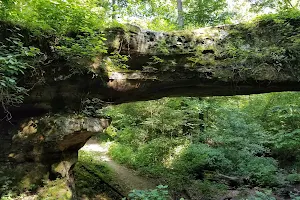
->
[[0, 115, 110, 197], [8, 17, 299, 117]]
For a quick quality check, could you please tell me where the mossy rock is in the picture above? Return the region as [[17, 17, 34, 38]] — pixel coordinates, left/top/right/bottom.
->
[[0, 163, 49, 197], [37, 178, 73, 200]]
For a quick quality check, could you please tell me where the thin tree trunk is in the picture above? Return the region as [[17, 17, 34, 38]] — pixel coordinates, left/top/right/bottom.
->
[[177, 0, 184, 28], [112, 0, 116, 19], [285, 0, 294, 8]]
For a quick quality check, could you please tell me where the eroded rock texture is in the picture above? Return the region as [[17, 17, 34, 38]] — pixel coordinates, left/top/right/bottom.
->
[[104, 21, 300, 102], [14, 18, 300, 116], [0, 115, 110, 197]]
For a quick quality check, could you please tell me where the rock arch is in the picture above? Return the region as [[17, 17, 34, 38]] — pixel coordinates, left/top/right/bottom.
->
[[1, 16, 300, 197]]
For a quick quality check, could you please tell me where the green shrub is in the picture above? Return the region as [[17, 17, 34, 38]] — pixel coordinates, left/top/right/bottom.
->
[[116, 127, 147, 149], [172, 143, 232, 175], [244, 190, 276, 200], [237, 157, 280, 186], [125, 185, 169, 200], [286, 173, 300, 184], [134, 138, 176, 167], [0, 0, 107, 33], [273, 129, 300, 160], [193, 180, 228, 200], [109, 143, 135, 165], [290, 192, 300, 200], [0, 34, 41, 119]]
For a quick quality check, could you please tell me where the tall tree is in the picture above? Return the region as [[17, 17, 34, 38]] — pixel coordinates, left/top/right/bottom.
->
[[112, 0, 117, 19], [184, 0, 227, 26], [177, 0, 184, 28]]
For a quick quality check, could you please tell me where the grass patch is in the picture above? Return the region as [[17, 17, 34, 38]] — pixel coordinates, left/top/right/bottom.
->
[[74, 150, 121, 199]]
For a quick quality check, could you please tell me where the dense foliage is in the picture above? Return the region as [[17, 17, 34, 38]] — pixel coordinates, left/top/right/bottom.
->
[[103, 93, 300, 199], [0, 31, 40, 120], [125, 185, 169, 200], [0, 0, 109, 118]]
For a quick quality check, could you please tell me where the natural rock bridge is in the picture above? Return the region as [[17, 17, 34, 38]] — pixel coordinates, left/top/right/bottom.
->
[[22, 19, 300, 113], [1, 16, 300, 198]]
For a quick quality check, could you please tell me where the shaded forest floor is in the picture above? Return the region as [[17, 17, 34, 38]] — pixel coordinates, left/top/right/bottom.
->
[[75, 138, 162, 200], [76, 138, 298, 200], [81, 139, 158, 194]]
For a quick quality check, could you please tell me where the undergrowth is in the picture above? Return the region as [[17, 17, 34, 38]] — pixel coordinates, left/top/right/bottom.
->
[[74, 150, 116, 199]]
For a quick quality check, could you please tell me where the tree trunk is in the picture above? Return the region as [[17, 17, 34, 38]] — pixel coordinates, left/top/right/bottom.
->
[[177, 0, 184, 28], [112, 0, 117, 19]]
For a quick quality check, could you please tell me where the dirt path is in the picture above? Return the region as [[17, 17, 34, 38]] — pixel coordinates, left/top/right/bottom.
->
[[80, 138, 158, 195]]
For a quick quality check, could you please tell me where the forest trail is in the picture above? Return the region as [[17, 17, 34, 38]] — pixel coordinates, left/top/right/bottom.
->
[[80, 138, 158, 195]]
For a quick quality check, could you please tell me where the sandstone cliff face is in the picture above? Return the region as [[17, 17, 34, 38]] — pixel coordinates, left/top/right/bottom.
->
[[13, 17, 300, 117], [0, 115, 110, 197]]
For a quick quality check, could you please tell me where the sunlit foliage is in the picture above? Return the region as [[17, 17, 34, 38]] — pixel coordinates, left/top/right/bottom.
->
[[104, 93, 300, 197]]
